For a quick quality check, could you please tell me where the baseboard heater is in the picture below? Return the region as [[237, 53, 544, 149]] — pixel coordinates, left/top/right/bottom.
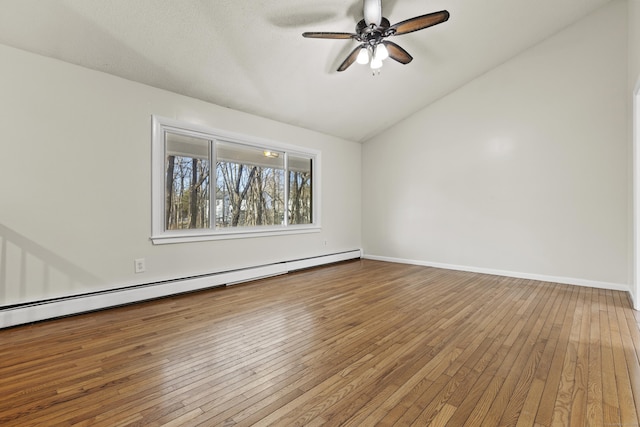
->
[[0, 250, 362, 329]]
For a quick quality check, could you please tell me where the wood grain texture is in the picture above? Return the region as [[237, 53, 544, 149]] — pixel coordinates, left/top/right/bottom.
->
[[0, 259, 638, 426]]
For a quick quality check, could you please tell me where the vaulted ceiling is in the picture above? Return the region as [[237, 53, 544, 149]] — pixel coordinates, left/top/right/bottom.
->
[[0, 0, 613, 142]]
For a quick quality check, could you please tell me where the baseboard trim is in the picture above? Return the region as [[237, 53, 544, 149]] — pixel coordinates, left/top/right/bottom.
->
[[630, 291, 639, 311], [0, 250, 362, 329], [363, 254, 630, 293]]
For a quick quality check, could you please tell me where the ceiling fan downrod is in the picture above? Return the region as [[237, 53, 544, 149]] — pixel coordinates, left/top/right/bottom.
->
[[363, 0, 382, 27]]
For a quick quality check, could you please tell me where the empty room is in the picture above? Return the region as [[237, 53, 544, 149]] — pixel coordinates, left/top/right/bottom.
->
[[1, 0, 639, 425]]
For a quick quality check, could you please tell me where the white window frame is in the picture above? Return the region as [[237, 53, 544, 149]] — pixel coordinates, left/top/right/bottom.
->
[[151, 115, 321, 245]]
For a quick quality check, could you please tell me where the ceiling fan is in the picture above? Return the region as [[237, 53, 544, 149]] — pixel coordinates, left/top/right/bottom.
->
[[302, 0, 449, 73]]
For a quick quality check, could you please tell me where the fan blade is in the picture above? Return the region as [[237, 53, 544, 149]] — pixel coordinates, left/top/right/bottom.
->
[[337, 46, 362, 72], [389, 10, 450, 36], [302, 32, 356, 39], [382, 41, 412, 64]]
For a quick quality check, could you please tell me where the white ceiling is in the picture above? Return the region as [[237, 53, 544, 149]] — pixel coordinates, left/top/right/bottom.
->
[[0, 0, 613, 142]]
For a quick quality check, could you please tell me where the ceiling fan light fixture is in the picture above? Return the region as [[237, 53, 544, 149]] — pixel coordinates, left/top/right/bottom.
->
[[356, 46, 370, 65], [374, 43, 389, 61], [370, 56, 383, 70]]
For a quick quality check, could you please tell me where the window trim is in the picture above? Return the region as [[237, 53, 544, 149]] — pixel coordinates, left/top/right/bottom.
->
[[151, 115, 321, 245]]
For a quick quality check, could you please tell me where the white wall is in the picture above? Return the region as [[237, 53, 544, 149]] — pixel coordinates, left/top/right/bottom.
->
[[0, 44, 361, 306], [630, 0, 640, 88], [363, 1, 629, 289], [630, 0, 640, 307]]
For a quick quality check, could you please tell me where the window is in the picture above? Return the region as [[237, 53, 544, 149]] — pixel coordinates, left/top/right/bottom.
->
[[151, 116, 320, 244]]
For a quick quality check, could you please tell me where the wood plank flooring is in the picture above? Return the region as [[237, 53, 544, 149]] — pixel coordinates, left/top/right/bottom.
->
[[0, 259, 639, 426]]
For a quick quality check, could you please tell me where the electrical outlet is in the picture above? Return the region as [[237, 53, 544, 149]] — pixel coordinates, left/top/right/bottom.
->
[[324, 240, 327, 246], [134, 258, 146, 273]]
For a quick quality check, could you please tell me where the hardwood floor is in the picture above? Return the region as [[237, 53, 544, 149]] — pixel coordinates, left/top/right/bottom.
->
[[1, 259, 639, 426]]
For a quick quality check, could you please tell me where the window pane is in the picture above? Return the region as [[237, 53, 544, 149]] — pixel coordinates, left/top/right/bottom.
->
[[215, 141, 285, 228], [165, 133, 211, 230], [288, 155, 313, 225]]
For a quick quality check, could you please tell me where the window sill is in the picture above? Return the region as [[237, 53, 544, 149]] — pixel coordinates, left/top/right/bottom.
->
[[151, 226, 321, 245]]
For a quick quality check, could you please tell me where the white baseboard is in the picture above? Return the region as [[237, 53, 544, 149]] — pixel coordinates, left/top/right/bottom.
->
[[0, 250, 362, 329], [630, 291, 639, 311], [363, 254, 631, 293]]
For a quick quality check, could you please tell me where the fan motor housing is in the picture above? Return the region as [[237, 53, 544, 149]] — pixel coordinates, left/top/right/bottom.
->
[[356, 18, 392, 44]]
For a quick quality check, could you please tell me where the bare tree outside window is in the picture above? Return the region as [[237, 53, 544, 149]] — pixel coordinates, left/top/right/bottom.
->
[[164, 134, 210, 230], [288, 155, 313, 225], [215, 142, 285, 228]]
